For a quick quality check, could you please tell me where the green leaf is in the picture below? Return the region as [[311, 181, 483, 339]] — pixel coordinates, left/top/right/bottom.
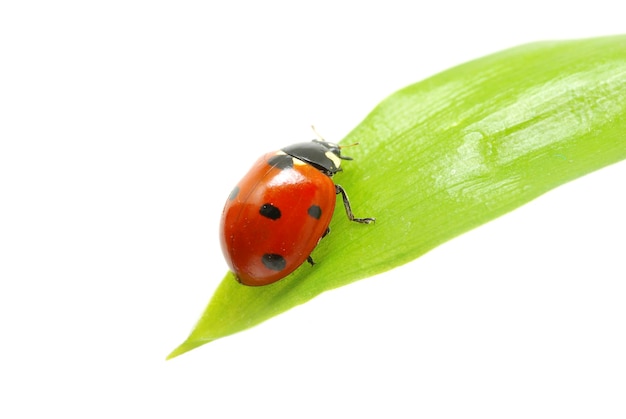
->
[[168, 35, 626, 359]]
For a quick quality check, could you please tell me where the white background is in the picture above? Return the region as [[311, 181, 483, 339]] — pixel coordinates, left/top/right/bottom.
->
[[2, 1, 626, 417]]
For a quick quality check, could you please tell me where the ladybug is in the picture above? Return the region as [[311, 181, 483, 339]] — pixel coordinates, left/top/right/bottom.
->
[[220, 139, 375, 286]]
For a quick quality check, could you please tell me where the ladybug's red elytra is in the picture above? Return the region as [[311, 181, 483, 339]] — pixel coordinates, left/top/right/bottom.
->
[[219, 139, 375, 286]]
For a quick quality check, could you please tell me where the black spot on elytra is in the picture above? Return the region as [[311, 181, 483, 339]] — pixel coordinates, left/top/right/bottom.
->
[[228, 186, 240, 201], [267, 154, 294, 170], [307, 204, 322, 219], [262, 253, 286, 271], [259, 203, 281, 220]]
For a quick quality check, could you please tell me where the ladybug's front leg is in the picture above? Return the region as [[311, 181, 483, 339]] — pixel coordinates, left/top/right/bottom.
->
[[335, 185, 376, 224]]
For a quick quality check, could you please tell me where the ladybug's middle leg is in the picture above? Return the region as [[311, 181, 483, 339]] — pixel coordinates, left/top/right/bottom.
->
[[306, 226, 331, 266]]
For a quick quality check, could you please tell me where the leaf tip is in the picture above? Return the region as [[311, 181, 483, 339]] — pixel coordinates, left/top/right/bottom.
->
[[166, 338, 213, 360]]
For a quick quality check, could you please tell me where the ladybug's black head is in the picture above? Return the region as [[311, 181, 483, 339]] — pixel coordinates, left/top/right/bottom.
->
[[281, 139, 352, 176]]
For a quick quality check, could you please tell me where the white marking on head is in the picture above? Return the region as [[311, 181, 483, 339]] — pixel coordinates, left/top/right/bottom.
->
[[274, 150, 297, 165], [293, 157, 307, 166], [325, 151, 342, 169]]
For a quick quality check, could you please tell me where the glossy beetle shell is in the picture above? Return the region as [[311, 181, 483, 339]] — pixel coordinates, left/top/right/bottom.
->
[[220, 151, 336, 286]]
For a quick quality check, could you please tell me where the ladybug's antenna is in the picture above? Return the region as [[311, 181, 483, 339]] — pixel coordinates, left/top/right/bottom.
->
[[338, 142, 359, 160], [312, 125, 359, 148], [311, 125, 326, 142]]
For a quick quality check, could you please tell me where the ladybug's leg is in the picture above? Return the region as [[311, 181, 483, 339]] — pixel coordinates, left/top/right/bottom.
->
[[307, 227, 330, 266], [335, 185, 376, 224], [321, 226, 330, 238]]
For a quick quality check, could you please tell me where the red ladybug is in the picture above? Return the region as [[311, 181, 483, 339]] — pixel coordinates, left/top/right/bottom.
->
[[220, 139, 375, 286]]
